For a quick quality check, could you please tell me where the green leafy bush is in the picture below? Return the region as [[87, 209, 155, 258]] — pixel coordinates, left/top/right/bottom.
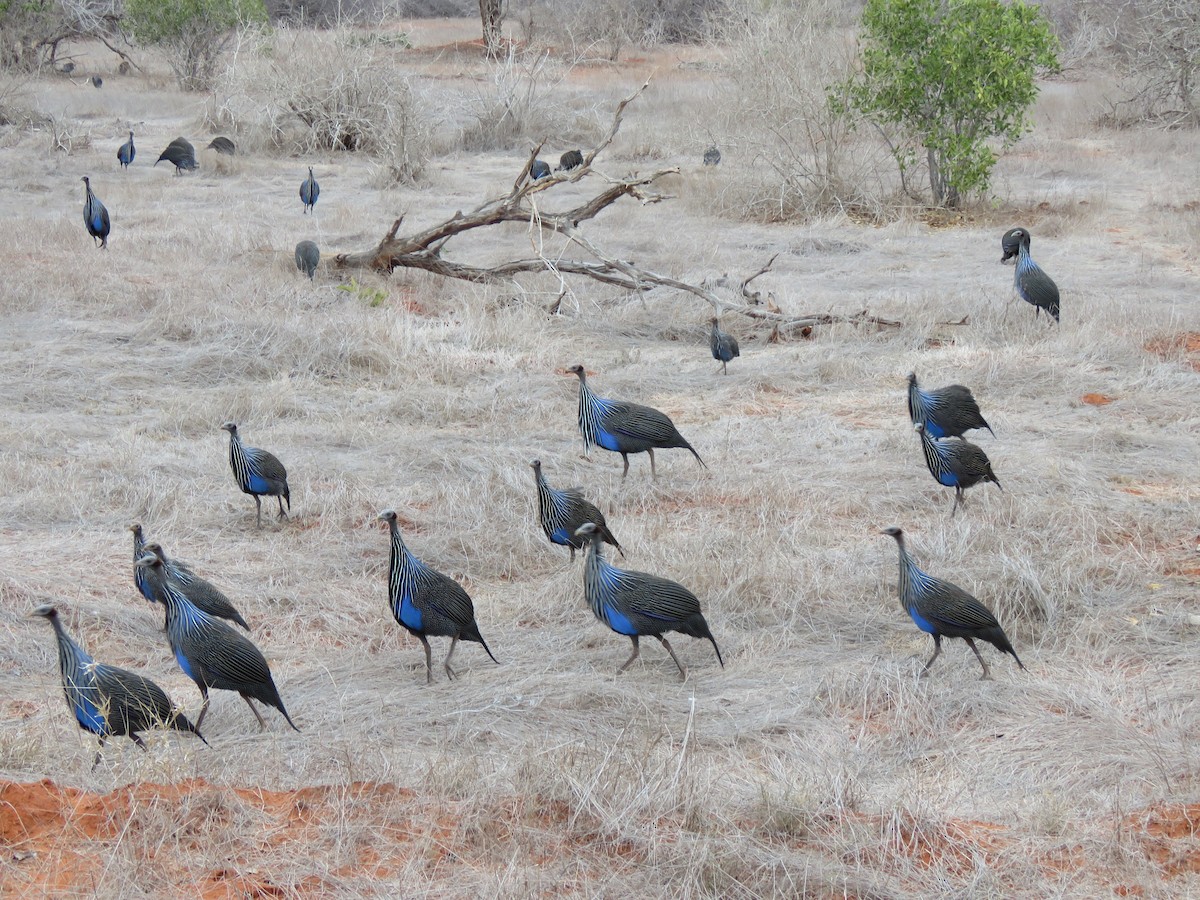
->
[[126, 0, 267, 91]]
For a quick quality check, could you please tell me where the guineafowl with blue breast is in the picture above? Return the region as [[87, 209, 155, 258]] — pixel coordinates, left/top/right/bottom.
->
[[300, 166, 319, 213], [530, 459, 622, 562], [81, 176, 110, 249], [567, 364, 705, 478], [221, 422, 291, 527], [576, 522, 723, 680], [137, 552, 298, 732], [32, 604, 206, 767], [140, 541, 251, 631], [1001, 227, 1059, 323], [915, 422, 1001, 517], [709, 317, 739, 375], [907, 372, 993, 439], [530, 159, 551, 180], [117, 131, 135, 169], [881, 527, 1025, 679], [379, 509, 498, 684]]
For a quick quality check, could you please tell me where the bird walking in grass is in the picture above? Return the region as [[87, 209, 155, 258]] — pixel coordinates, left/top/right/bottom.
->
[[140, 541, 251, 631], [907, 372, 993, 439], [81, 176, 110, 249], [559, 149, 583, 171], [530, 159, 551, 180], [295, 240, 319, 280], [32, 604, 206, 768], [576, 522, 723, 680], [117, 131, 135, 169], [379, 510, 498, 684], [530, 459, 622, 562], [221, 422, 290, 528], [567, 364, 705, 478], [155, 137, 198, 174], [881, 527, 1025, 679], [709, 317, 740, 375], [206, 136, 235, 156], [300, 166, 319, 213], [137, 552, 298, 732], [915, 423, 1001, 517], [1001, 227, 1059, 323]]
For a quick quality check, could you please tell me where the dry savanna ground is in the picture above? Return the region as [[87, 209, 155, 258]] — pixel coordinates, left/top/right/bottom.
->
[[1, 16, 1199, 900]]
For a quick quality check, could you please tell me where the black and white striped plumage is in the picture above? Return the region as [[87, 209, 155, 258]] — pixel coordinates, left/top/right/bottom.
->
[[567, 364, 705, 478], [300, 166, 319, 213], [136, 553, 298, 732], [141, 541, 250, 631], [32, 604, 205, 767], [1001, 227, 1059, 323], [577, 522, 723, 680], [81, 176, 110, 249], [530, 459, 622, 562], [906, 372, 993, 439], [117, 131, 135, 169], [221, 422, 290, 527], [915, 423, 1002, 517], [379, 509, 498, 684], [709, 318, 740, 375], [881, 527, 1024, 679]]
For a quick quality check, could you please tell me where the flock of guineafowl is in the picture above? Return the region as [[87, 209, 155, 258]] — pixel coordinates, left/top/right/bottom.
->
[[55, 132, 1062, 768]]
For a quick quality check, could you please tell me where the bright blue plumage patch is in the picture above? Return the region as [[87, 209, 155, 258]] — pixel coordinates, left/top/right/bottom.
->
[[175, 648, 196, 680], [398, 596, 423, 631], [550, 527, 571, 545], [595, 430, 622, 452], [604, 604, 637, 636], [247, 473, 272, 494], [908, 606, 937, 634], [73, 696, 106, 734], [935, 468, 958, 487], [923, 419, 946, 439]]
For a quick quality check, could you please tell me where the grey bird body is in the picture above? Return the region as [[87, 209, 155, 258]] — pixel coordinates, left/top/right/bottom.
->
[[155, 137, 198, 174], [568, 364, 705, 478], [915, 422, 1001, 517], [221, 422, 290, 527], [1001, 227, 1059, 323], [906, 372, 993, 439], [530, 459, 622, 562], [559, 149, 583, 171], [117, 131, 135, 169], [300, 166, 319, 213], [295, 240, 320, 280], [32, 604, 205, 767], [577, 523, 722, 680], [136, 553, 298, 731], [703, 146, 721, 166], [379, 510, 498, 683], [81, 176, 110, 249], [709, 318, 740, 374], [206, 136, 236, 155], [881, 527, 1024, 679], [530, 159, 551, 180]]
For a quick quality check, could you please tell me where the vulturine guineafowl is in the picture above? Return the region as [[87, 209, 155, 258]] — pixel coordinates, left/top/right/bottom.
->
[[141, 542, 251, 631], [559, 149, 583, 171], [117, 131, 135, 169], [137, 552, 298, 732], [576, 522, 723, 680], [206, 136, 235, 155], [295, 240, 319, 280], [881, 527, 1025, 679], [915, 423, 1001, 517], [32, 604, 206, 767], [530, 159, 551, 180], [221, 422, 291, 527], [709, 318, 740, 375], [567, 364, 705, 478], [531, 459, 622, 562], [155, 137, 198, 174], [703, 146, 721, 166], [907, 372, 993, 439], [379, 510, 498, 684], [1001, 227, 1059, 323], [81, 176, 110, 249], [300, 167, 319, 213]]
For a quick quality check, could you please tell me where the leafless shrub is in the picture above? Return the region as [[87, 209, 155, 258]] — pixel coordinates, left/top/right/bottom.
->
[[1101, 0, 1200, 127]]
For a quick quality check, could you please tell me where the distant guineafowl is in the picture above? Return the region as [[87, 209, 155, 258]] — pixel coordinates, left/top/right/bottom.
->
[[709, 317, 740, 375], [530, 459, 623, 562], [32, 604, 206, 768], [221, 422, 290, 527], [907, 372, 993, 439], [915, 423, 1001, 517], [137, 552, 298, 732], [117, 131, 135, 169], [90, 74, 102, 88], [530, 159, 551, 180], [559, 149, 583, 171], [577, 522, 723, 680], [703, 146, 721, 166], [1001, 227, 1059, 323], [379, 509, 499, 684], [155, 137, 198, 174], [300, 166, 319, 213], [295, 240, 320, 280], [206, 136, 235, 156], [568, 364, 705, 478], [881, 526, 1025, 679], [81, 176, 110, 249]]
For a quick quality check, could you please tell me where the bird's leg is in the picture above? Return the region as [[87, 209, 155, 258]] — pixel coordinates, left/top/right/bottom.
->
[[254, 495, 263, 529], [656, 635, 689, 682], [92, 736, 107, 770], [950, 489, 963, 518], [277, 497, 288, 521], [194, 687, 211, 731], [242, 695, 269, 730], [648, 448, 657, 479], [131, 733, 148, 751], [621, 453, 630, 479], [569, 547, 576, 563], [920, 634, 943, 676], [617, 636, 641, 674], [419, 636, 433, 684], [964, 638, 993, 680], [444, 637, 460, 680]]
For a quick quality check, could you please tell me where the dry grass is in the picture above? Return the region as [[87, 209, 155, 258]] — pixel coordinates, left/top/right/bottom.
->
[[0, 16, 1199, 899]]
